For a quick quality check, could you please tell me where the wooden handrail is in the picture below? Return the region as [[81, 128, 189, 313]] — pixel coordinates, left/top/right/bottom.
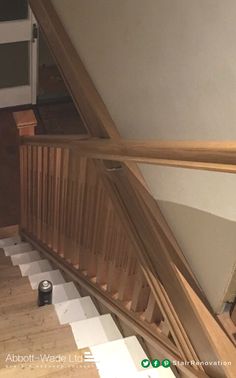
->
[[22, 136, 236, 173], [21, 134, 89, 147]]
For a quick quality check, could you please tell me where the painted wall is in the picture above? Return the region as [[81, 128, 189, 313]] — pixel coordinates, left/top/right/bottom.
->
[[51, 0, 236, 311]]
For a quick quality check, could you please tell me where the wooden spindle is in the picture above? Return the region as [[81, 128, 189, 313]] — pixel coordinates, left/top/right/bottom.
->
[[131, 267, 150, 312], [52, 148, 61, 252], [145, 292, 164, 324], [58, 148, 69, 256], [37, 146, 43, 240], [41, 146, 48, 244], [73, 157, 87, 267]]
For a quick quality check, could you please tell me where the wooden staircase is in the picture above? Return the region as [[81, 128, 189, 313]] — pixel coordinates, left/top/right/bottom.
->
[[23, 2, 236, 376], [0, 232, 175, 378]]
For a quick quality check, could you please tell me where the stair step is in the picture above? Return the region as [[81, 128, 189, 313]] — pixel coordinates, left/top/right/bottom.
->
[[55, 297, 99, 324], [4, 243, 33, 256], [0, 276, 32, 297], [0, 305, 60, 341], [11, 250, 41, 265], [0, 252, 12, 267], [0, 275, 38, 315], [0, 265, 22, 282], [0, 325, 77, 367], [52, 282, 81, 304], [0, 235, 21, 247], [71, 314, 122, 349], [0, 297, 38, 318], [90, 336, 175, 378], [29, 269, 65, 289], [19, 259, 52, 276]]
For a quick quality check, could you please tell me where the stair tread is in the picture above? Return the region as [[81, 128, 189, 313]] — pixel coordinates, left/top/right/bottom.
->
[[0, 226, 19, 239], [0, 250, 12, 267], [0, 294, 38, 316], [0, 275, 37, 315], [0, 305, 60, 341], [0, 274, 31, 291], [0, 265, 22, 282], [0, 279, 81, 312], [0, 324, 77, 362]]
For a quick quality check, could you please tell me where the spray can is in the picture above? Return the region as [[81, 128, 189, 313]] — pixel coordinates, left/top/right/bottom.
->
[[38, 280, 53, 306]]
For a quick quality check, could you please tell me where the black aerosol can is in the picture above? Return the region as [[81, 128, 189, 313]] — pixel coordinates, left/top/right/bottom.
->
[[38, 280, 53, 306]]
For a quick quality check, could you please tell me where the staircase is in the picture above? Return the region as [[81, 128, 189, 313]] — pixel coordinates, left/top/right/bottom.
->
[[0, 232, 176, 378]]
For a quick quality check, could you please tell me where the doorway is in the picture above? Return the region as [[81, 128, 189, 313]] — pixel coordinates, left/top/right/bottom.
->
[[37, 30, 70, 103], [36, 30, 86, 135], [0, 0, 38, 108]]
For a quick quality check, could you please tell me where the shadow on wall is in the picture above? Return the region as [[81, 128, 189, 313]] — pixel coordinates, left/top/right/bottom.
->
[[158, 200, 236, 313]]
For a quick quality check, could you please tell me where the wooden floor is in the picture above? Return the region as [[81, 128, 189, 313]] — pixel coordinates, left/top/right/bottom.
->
[[0, 248, 99, 378]]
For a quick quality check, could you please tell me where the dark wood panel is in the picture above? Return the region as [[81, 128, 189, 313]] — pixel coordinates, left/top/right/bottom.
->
[[0, 110, 20, 227]]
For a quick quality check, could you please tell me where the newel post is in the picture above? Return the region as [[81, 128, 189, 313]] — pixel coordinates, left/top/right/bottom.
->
[[13, 109, 37, 136]]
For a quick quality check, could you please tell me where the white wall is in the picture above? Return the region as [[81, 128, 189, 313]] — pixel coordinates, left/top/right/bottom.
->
[[51, 0, 236, 311]]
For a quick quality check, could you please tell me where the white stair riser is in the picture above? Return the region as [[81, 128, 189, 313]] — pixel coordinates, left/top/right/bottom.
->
[[52, 282, 81, 304], [70, 314, 122, 349], [4, 243, 33, 256], [11, 250, 41, 265], [19, 260, 52, 276], [90, 336, 175, 378], [29, 270, 65, 289], [0, 235, 21, 247], [55, 297, 99, 324]]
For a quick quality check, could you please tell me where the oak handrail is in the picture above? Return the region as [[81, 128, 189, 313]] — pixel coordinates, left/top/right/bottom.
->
[[20, 134, 89, 147], [22, 136, 236, 173]]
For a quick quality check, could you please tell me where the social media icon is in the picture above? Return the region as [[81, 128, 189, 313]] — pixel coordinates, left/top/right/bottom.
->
[[141, 359, 150, 368], [151, 359, 160, 368], [162, 359, 171, 368]]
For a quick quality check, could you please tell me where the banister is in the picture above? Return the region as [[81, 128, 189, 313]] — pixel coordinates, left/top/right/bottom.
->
[[103, 164, 236, 377], [20, 142, 236, 377], [22, 136, 236, 173], [21, 229, 207, 378]]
